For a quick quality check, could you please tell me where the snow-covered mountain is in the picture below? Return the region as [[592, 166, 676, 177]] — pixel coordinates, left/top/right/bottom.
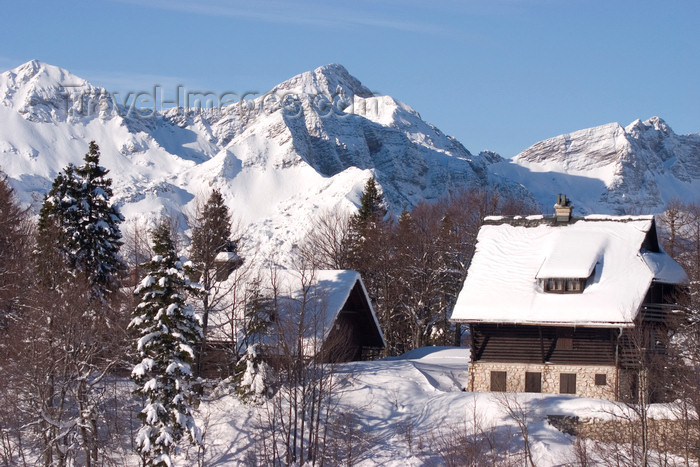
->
[[491, 117, 700, 214], [2, 60, 698, 262], [0, 60, 529, 262]]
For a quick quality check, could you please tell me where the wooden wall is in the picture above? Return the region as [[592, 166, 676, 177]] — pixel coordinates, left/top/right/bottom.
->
[[471, 324, 616, 365]]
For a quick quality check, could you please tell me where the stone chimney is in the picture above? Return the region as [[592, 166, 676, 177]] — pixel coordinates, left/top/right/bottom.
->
[[554, 193, 573, 223]]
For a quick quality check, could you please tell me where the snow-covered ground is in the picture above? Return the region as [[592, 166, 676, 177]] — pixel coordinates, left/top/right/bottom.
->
[[183, 347, 683, 466]]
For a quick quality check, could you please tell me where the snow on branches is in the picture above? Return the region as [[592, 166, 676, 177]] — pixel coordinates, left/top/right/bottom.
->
[[129, 221, 203, 466], [36, 140, 125, 303]]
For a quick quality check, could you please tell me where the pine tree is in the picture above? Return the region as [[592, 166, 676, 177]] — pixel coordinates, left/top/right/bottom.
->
[[347, 177, 385, 268], [73, 141, 125, 299], [36, 164, 80, 286], [36, 141, 124, 302], [29, 147, 128, 464], [130, 221, 203, 466], [356, 176, 384, 223], [189, 189, 241, 376], [190, 189, 236, 269]]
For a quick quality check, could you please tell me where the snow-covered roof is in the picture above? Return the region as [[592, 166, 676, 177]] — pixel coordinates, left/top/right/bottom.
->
[[535, 230, 603, 279], [451, 215, 688, 327], [214, 251, 240, 262], [257, 269, 385, 355]]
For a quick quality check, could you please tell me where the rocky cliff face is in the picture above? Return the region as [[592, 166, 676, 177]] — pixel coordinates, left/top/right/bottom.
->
[[490, 117, 700, 214], [0, 60, 528, 263], [3, 60, 697, 261]]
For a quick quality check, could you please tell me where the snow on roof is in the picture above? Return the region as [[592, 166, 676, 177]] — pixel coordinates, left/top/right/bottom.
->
[[451, 216, 687, 327], [256, 269, 385, 355], [535, 231, 604, 279], [214, 251, 240, 262], [641, 251, 689, 284]]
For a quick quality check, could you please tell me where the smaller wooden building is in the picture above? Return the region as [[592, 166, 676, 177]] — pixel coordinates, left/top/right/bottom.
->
[[201, 270, 385, 377], [260, 269, 386, 363], [451, 201, 687, 401]]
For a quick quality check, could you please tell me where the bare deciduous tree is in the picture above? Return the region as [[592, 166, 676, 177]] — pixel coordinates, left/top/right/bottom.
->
[[298, 208, 352, 270]]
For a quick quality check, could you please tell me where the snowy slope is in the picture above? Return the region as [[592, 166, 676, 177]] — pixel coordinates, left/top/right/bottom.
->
[[188, 347, 681, 466], [490, 117, 700, 215], [0, 60, 530, 263]]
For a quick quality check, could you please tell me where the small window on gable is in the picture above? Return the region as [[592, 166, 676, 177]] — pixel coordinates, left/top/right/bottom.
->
[[542, 278, 585, 294], [595, 374, 607, 386], [566, 279, 582, 292]]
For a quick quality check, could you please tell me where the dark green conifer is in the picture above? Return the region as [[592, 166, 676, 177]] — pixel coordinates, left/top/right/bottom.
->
[[129, 221, 203, 466]]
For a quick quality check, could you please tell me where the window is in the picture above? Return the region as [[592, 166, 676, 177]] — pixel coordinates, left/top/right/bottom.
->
[[542, 278, 585, 294], [556, 337, 573, 350], [560, 373, 576, 394], [595, 374, 607, 386], [525, 372, 541, 393], [490, 371, 506, 392]]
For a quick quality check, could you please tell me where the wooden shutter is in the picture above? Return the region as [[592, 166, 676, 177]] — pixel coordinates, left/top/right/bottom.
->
[[525, 372, 542, 393], [560, 373, 576, 394], [490, 371, 506, 392], [557, 337, 573, 350]]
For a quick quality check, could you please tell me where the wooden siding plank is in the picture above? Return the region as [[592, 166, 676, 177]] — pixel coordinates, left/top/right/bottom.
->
[[471, 324, 616, 365]]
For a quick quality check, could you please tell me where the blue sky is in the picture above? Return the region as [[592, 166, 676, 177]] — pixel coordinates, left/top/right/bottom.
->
[[2, 0, 698, 157]]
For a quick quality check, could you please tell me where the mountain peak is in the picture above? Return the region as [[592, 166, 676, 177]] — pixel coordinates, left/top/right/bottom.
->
[[271, 63, 373, 98], [5, 59, 87, 88], [643, 115, 672, 134], [625, 116, 674, 140], [1, 60, 109, 122], [15, 59, 44, 75], [497, 116, 700, 215]]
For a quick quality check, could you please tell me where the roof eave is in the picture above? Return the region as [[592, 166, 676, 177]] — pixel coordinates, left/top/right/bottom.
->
[[452, 318, 636, 328]]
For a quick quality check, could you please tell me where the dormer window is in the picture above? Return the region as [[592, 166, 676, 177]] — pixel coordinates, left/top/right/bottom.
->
[[536, 229, 602, 295], [541, 278, 585, 294]]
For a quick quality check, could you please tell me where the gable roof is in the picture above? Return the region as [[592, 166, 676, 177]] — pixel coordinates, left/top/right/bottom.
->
[[450, 215, 688, 328], [256, 269, 385, 355]]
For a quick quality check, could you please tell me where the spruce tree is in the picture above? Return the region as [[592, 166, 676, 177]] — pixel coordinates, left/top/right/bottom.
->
[[36, 164, 80, 286], [31, 143, 127, 464], [36, 141, 124, 302], [73, 141, 125, 298], [356, 176, 384, 223], [347, 176, 385, 270], [130, 221, 203, 466], [189, 189, 240, 376], [190, 189, 236, 269]]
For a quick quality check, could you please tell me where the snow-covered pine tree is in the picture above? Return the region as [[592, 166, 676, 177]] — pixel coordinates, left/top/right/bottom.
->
[[36, 163, 80, 287], [72, 141, 125, 300], [32, 154, 125, 465], [190, 190, 237, 270], [130, 221, 203, 466], [36, 141, 124, 302]]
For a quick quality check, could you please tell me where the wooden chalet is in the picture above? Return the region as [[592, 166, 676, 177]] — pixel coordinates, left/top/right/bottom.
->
[[451, 196, 688, 401], [201, 270, 386, 377]]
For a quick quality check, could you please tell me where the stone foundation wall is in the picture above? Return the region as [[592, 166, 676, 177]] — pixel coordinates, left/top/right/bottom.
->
[[469, 361, 618, 400], [548, 415, 700, 457]]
